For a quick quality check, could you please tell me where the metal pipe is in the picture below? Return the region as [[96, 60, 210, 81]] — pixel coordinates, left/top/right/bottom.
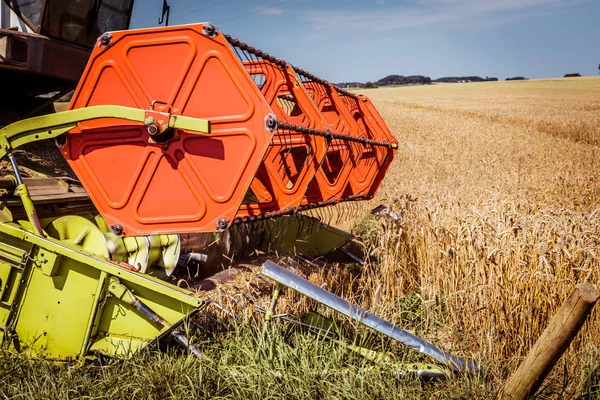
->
[[3, 0, 39, 32], [108, 279, 203, 357], [260, 261, 480, 373], [8, 153, 44, 235], [129, 296, 169, 329], [132, 296, 203, 356], [171, 331, 202, 357], [7, 154, 23, 185]]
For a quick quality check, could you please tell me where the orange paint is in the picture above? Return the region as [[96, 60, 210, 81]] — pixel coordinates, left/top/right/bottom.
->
[[62, 24, 396, 235]]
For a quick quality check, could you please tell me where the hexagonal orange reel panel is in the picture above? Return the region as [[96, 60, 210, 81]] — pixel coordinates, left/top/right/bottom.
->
[[351, 94, 398, 197], [334, 90, 398, 197], [223, 38, 329, 219], [297, 70, 397, 203], [63, 24, 275, 235], [297, 74, 371, 203]]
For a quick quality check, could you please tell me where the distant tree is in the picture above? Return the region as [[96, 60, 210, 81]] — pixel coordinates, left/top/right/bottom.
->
[[433, 76, 497, 83], [598, 64, 599, 74], [364, 81, 378, 89], [564, 73, 581, 77], [376, 75, 431, 86], [506, 77, 528, 81]]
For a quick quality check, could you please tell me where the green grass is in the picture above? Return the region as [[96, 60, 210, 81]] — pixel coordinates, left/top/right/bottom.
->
[[581, 346, 600, 399], [0, 321, 495, 400]]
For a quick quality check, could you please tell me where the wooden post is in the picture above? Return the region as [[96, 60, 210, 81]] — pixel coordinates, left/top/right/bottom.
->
[[500, 283, 599, 400]]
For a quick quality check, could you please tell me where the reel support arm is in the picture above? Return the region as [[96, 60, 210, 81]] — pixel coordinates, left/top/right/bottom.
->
[[0, 106, 211, 235], [0, 105, 211, 159]]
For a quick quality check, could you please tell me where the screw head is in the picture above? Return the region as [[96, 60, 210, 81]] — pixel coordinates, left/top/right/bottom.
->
[[147, 123, 160, 136], [202, 23, 217, 38], [264, 114, 277, 131], [98, 32, 112, 47], [110, 224, 123, 236], [216, 218, 228, 231]]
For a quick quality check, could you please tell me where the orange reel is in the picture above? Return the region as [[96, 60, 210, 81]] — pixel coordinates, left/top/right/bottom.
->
[[62, 24, 397, 236]]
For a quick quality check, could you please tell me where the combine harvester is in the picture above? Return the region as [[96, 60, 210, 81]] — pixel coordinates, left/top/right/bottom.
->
[[0, 0, 476, 374]]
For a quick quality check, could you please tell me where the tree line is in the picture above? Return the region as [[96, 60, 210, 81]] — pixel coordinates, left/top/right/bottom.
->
[[337, 75, 432, 89], [335, 68, 596, 90], [376, 75, 432, 86], [434, 76, 498, 83]]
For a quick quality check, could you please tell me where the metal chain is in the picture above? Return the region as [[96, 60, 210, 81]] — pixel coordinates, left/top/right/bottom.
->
[[232, 194, 368, 226], [276, 122, 396, 149], [224, 34, 286, 68], [224, 34, 360, 100], [292, 66, 360, 100]]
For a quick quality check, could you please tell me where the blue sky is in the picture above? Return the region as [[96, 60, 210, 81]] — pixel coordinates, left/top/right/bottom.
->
[[130, 0, 600, 82]]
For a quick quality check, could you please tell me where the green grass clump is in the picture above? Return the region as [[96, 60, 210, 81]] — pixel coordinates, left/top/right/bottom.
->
[[0, 323, 494, 400], [581, 345, 600, 399]]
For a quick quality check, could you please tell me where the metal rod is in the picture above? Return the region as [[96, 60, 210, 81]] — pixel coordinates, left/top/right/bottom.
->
[[207, 299, 241, 321], [108, 279, 203, 357], [4, 0, 38, 32], [225, 34, 368, 102], [260, 261, 480, 373], [277, 122, 395, 149], [171, 331, 202, 357], [8, 154, 23, 185], [224, 34, 286, 68], [8, 153, 44, 235]]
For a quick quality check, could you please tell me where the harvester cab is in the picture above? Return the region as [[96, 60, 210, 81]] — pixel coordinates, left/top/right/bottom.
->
[[0, 0, 133, 124], [0, 1, 478, 375]]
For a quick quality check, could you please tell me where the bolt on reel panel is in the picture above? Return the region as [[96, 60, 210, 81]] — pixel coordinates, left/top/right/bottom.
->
[[62, 24, 275, 235]]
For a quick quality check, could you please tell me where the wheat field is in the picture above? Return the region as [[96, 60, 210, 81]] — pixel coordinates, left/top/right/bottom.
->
[[2, 78, 600, 399], [357, 77, 600, 397]]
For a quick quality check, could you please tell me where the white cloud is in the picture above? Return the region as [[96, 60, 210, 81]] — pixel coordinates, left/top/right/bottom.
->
[[301, 0, 582, 31], [260, 7, 284, 15]]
